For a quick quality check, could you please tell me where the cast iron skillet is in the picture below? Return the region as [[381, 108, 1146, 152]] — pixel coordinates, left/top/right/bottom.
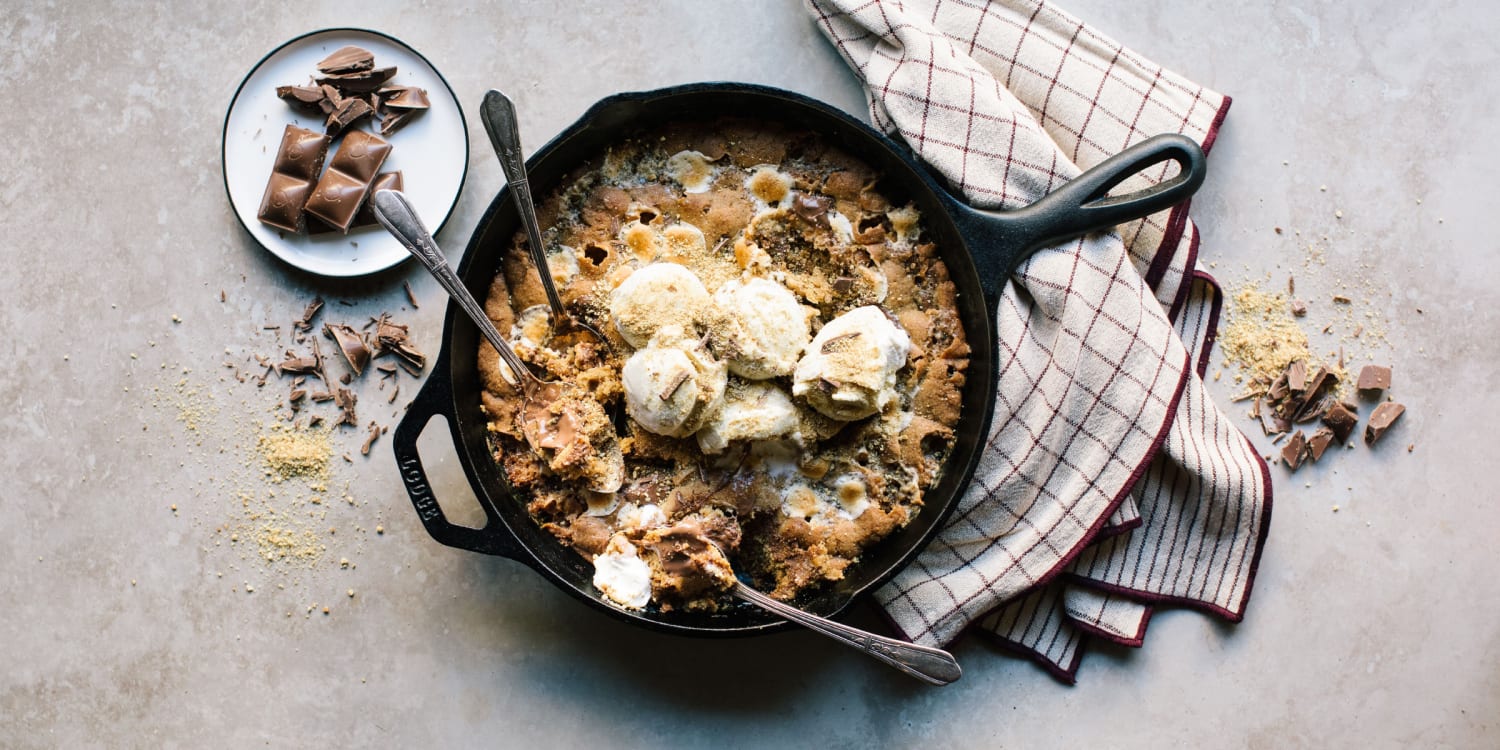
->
[[392, 83, 1205, 636]]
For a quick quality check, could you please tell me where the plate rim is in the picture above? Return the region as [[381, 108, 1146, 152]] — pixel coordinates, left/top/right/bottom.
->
[[220, 26, 470, 278]]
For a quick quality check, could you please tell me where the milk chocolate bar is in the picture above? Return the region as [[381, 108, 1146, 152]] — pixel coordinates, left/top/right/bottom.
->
[[307, 171, 402, 234], [304, 131, 392, 233], [257, 124, 331, 232]]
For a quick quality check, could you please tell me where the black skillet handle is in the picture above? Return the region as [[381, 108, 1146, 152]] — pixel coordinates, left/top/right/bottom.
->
[[958, 133, 1206, 292], [392, 358, 528, 560]]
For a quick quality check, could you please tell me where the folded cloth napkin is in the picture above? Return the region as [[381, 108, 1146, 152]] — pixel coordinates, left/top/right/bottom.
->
[[806, 0, 1272, 682]]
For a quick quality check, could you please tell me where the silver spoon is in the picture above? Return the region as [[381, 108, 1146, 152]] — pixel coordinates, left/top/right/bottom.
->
[[704, 539, 961, 685], [372, 189, 624, 494], [481, 89, 610, 348]]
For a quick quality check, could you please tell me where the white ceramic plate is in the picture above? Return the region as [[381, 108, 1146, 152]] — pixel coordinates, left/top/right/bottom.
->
[[222, 28, 468, 277]]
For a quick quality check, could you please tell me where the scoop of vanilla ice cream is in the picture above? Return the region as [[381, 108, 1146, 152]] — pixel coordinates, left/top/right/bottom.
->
[[696, 381, 799, 454], [709, 277, 812, 380], [593, 534, 652, 609], [609, 262, 710, 348], [622, 325, 727, 437], [792, 305, 911, 421]]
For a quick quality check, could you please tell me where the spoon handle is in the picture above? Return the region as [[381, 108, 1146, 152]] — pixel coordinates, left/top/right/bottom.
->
[[731, 582, 962, 685], [481, 89, 567, 320], [371, 189, 535, 387]]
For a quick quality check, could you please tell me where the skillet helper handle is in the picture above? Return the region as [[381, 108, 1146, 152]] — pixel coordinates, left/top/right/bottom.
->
[[962, 133, 1207, 288], [392, 366, 528, 559]]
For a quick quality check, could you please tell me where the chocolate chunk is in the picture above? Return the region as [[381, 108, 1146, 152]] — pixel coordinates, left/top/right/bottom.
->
[[256, 125, 331, 233], [1307, 427, 1335, 462], [1322, 402, 1358, 443], [324, 322, 371, 376], [1287, 360, 1308, 392], [1364, 402, 1405, 445], [317, 66, 397, 93], [791, 193, 832, 225], [378, 108, 418, 136], [1268, 372, 1289, 401], [1290, 300, 1307, 317], [1281, 430, 1308, 470], [276, 85, 327, 114], [304, 131, 393, 233], [325, 96, 373, 136], [1357, 365, 1392, 392], [316, 46, 374, 75], [378, 85, 430, 110], [1332, 294, 1351, 304], [373, 314, 426, 371]]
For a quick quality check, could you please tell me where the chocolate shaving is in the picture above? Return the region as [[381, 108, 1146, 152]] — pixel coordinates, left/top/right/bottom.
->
[[360, 421, 381, 455], [1332, 294, 1352, 304], [1364, 402, 1405, 445], [333, 387, 358, 426], [277, 356, 318, 375], [293, 297, 324, 332], [324, 322, 371, 376], [403, 280, 420, 308], [1281, 430, 1308, 471], [289, 388, 306, 403], [308, 414, 324, 428], [1357, 364, 1391, 392], [1290, 300, 1307, 317], [658, 370, 691, 401], [820, 331, 861, 353], [317, 46, 375, 75], [375, 362, 398, 375], [388, 383, 399, 404], [310, 391, 334, 403]]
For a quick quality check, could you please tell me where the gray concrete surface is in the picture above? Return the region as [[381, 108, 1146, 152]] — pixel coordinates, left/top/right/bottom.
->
[[2, 1, 1497, 747]]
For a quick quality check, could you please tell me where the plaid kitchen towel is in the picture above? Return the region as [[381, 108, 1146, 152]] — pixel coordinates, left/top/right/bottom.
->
[[806, 0, 1272, 682]]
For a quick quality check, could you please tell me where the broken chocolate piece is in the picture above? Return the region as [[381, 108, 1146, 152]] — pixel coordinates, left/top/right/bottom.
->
[[317, 46, 375, 75], [256, 125, 331, 233], [276, 84, 328, 114], [1287, 360, 1308, 392], [1307, 427, 1335, 462], [791, 193, 832, 225], [325, 96, 373, 136], [1357, 364, 1392, 392], [378, 85, 430, 110], [1282, 430, 1308, 470], [317, 66, 397, 93], [324, 323, 371, 376], [1332, 294, 1351, 304], [1290, 300, 1307, 317], [1322, 402, 1358, 443], [378, 108, 418, 136], [374, 314, 426, 370], [1364, 402, 1405, 445]]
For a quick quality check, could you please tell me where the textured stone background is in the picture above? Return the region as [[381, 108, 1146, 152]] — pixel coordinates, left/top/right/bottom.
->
[[1, 1, 1495, 747]]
